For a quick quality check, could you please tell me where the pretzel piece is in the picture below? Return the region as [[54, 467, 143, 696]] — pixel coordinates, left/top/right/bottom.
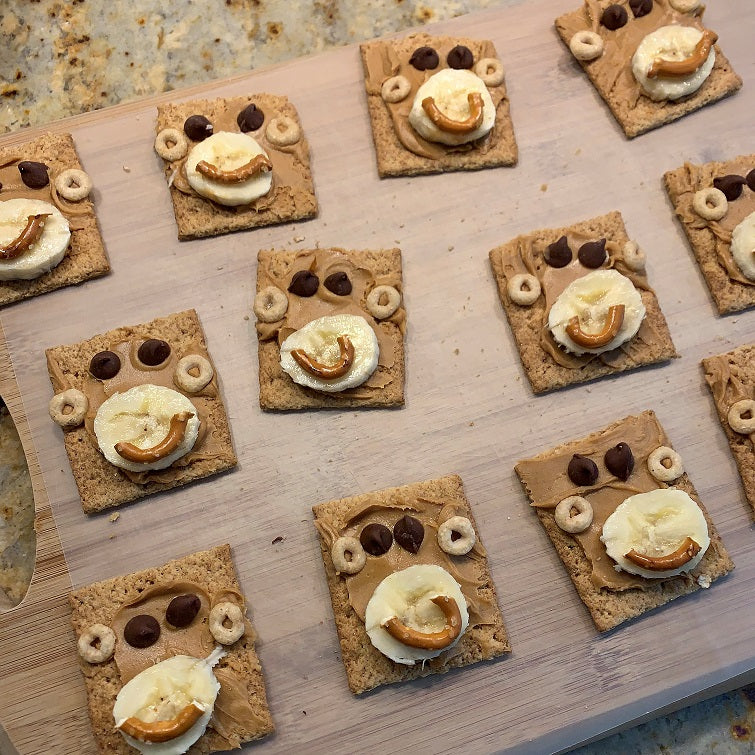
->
[[565, 305, 625, 349], [118, 702, 204, 743], [114, 412, 193, 463], [382, 595, 462, 650], [421, 93, 484, 134], [292, 335, 355, 379], [625, 537, 701, 571]]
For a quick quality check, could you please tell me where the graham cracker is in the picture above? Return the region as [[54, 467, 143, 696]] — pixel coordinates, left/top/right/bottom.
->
[[255, 247, 406, 410], [489, 210, 677, 394], [515, 410, 734, 632], [664, 154, 755, 315], [156, 94, 317, 240], [0, 132, 109, 306], [555, 0, 742, 139], [69, 544, 274, 753], [702, 343, 755, 514], [45, 309, 237, 514], [313, 473, 510, 695], [359, 33, 517, 177]]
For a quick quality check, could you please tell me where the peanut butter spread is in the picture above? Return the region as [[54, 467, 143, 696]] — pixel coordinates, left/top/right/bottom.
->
[[704, 351, 755, 446]]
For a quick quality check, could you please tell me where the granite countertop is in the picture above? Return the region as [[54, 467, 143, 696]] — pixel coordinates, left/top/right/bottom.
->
[[1, 0, 753, 751]]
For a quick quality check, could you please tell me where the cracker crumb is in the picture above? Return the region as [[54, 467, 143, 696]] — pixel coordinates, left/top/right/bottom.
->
[[243, 315, 249, 321], [108, 512, 120, 523], [293, 235, 305, 242], [122, 165, 131, 172], [454, 348, 459, 356], [272, 535, 285, 545], [540, 183, 548, 192]]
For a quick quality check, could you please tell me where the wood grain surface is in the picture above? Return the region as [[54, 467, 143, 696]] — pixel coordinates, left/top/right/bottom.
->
[[1, 0, 754, 752]]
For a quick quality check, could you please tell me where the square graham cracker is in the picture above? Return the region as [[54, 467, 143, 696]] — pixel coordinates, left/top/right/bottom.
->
[[255, 247, 406, 410], [489, 210, 677, 394], [664, 154, 755, 315], [312, 473, 510, 694], [515, 410, 734, 632], [703, 343, 755, 513], [156, 94, 317, 240], [555, 0, 742, 139], [69, 544, 274, 753], [359, 32, 517, 177], [0, 132, 109, 306], [45, 309, 237, 514]]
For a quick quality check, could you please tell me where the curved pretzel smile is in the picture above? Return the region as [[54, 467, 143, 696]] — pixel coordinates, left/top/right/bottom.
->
[[421, 93, 484, 134], [382, 595, 462, 650], [115, 411, 194, 463]]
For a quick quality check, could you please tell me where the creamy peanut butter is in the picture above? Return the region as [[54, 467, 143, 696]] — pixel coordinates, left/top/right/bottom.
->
[[703, 351, 755, 449]]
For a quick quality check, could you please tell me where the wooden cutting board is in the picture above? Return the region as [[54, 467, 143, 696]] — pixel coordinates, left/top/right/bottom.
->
[[1, 0, 753, 752]]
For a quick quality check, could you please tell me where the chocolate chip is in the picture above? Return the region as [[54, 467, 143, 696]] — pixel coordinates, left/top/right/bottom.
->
[[124, 614, 160, 648], [18, 161, 49, 189], [713, 174, 747, 201], [183, 114, 213, 141], [601, 4, 628, 30], [166, 594, 201, 628], [604, 442, 635, 481], [323, 272, 352, 296], [544, 235, 572, 268], [568, 454, 599, 486], [288, 270, 319, 297], [629, 0, 653, 17], [237, 103, 264, 132], [409, 46, 439, 71], [137, 338, 171, 366], [89, 350, 121, 380], [578, 238, 607, 268], [393, 515, 424, 554], [746, 169, 755, 193], [447, 45, 474, 69], [360, 523, 393, 556]]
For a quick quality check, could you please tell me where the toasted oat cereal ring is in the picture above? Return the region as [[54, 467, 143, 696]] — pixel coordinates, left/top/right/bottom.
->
[[569, 31, 604, 62], [554, 496, 593, 534], [366, 285, 401, 319], [49, 388, 88, 428], [692, 188, 728, 221], [381, 75, 412, 104], [174, 354, 213, 393], [55, 168, 92, 201], [647, 445, 684, 482], [622, 240, 646, 272], [209, 602, 245, 645], [331, 536, 366, 575], [669, 0, 701, 12], [155, 128, 189, 161], [727, 399, 755, 434], [474, 58, 505, 87], [507, 273, 541, 305], [254, 285, 288, 323], [77, 623, 116, 664], [265, 115, 301, 147], [437, 516, 476, 556]]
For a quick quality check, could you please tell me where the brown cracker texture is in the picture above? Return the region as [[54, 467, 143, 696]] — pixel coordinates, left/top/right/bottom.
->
[[69, 544, 274, 753], [489, 210, 677, 394], [45, 309, 237, 514], [156, 95, 317, 240], [0, 132, 109, 306], [312, 474, 510, 694]]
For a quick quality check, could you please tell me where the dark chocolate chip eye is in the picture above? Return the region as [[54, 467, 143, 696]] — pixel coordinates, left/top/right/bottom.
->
[[578, 238, 607, 268], [601, 4, 628, 30], [409, 46, 439, 71], [393, 515, 424, 554], [288, 270, 319, 297], [746, 169, 755, 193], [629, 0, 653, 17], [138, 339, 171, 366], [89, 350, 121, 380], [18, 161, 49, 189], [323, 272, 352, 296], [124, 614, 160, 648], [544, 236, 572, 268], [237, 103, 264, 132], [447, 45, 474, 70], [360, 523, 393, 556], [166, 593, 201, 628], [713, 175, 747, 201], [183, 114, 214, 141], [604, 442, 635, 481], [568, 454, 599, 486]]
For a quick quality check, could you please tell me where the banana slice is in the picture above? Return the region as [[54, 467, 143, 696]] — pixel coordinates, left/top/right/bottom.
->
[[601, 489, 710, 579], [279, 314, 379, 393], [185, 131, 272, 206], [0, 198, 70, 281], [113, 648, 223, 755], [408, 68, 496, 146], [93, 384, 200, 472], [548, 269, 645, 355], [731, 211, 755, 281]]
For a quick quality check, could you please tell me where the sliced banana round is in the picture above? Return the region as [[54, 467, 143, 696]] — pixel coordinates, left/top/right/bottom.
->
[[364, 564, 469, 665], [548, 269, 645, 355], [185, 131, 272, 206], [279, 314, 378, 393], [600, 488, 710, 579], [0, 198, 70, 281], [113, 649, 223, 755], [93, 384, 200, 472], [408, 68, 496, 146], [731, 211, 755, 281]]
